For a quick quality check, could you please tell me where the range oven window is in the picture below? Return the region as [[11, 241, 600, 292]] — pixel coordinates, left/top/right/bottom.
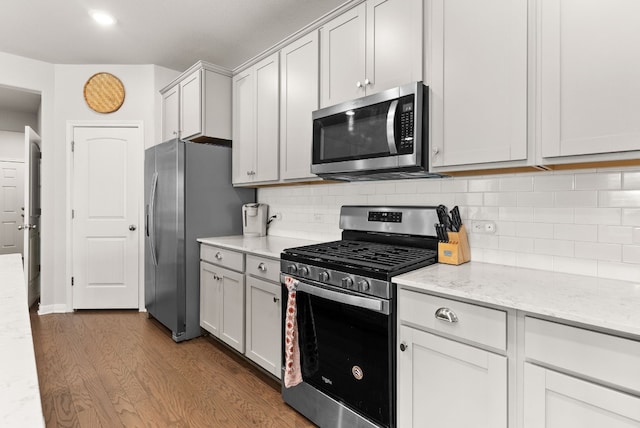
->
[[294, 288, 393, 427]]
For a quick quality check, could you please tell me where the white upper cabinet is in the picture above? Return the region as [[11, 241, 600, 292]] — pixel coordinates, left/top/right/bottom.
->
[[232, 53, 280, 185], [160, 62, 232, 144], [539, 0, 640, 161], [280, 31, 320, 181], [320, 0, 423, 108], [429, 0, 528, 168]]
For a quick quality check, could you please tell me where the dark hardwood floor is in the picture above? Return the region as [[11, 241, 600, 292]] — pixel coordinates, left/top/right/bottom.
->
[[30, 309, 315, 428]]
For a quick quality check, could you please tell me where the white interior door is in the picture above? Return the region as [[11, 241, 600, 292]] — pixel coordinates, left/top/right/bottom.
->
[[23, 126, 41, 306], [0, 160, 24, 255], [72, 125, 140, 309]]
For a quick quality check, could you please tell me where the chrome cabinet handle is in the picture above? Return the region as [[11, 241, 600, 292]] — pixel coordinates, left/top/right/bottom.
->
[[258, 262, 267, 272], [399, 342, 408, 352], [273, 296, 280, 303], [215, 252, 223, 260], [364, 78, 371, 86], [356, 81, 363, 88], [129, 225, 137, 231], [213, 273, 223, 281], [435, 307, 459, 323], [433, 147, 440, 156], [17, 225, 24, 230]]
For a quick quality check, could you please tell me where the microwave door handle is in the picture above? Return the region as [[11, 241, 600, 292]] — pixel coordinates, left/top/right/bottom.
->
[[386, 100, 399, 155]]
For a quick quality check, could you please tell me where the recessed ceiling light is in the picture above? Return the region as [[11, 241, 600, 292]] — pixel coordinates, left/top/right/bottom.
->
[[90, 11, 116, 26]]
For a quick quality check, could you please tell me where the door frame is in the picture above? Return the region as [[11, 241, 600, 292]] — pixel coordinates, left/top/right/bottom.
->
[[65, 121, 145, 312]]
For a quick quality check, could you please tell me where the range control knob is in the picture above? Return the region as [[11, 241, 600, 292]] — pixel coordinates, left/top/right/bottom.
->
[[287, 264, 298, 274], [319, 271, 330, 282], [341, 277, 354, 288], [299, 266, 309, 277], [358, 279, 370, 292]]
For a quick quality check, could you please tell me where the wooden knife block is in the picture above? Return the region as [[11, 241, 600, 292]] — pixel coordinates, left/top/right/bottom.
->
[[438, 225, 471, 265]]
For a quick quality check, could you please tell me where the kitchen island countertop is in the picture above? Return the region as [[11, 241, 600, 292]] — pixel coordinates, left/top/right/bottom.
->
[[197, 235, 320, 259], [0, 254, 45, 428], [394, 261, 640, 337]]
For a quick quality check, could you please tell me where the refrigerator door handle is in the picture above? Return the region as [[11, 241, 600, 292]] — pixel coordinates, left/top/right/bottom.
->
[[149, 172, 158, 266]]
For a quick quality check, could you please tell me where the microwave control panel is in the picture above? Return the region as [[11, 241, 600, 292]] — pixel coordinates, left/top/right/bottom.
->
[[397, 95, 415, 154]]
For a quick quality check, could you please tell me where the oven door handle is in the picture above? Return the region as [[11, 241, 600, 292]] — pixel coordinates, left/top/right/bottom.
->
[[295, 281, 389, 315]]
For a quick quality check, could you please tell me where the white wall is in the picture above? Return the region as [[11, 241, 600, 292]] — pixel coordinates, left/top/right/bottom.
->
[[0, 109, 37, 132], [0, 52, 56, 309], [258, 167, 640, 283], [0, 130, 24, 160]]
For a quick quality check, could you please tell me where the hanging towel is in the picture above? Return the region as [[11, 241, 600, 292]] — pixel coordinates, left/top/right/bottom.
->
[[283, 276, 302, 388]]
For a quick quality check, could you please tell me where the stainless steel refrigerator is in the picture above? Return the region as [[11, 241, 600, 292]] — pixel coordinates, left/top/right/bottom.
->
[[145, 139, 255, 342]]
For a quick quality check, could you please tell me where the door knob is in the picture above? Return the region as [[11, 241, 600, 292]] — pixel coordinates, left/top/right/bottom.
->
[[129, 225, 137, 231], [18, 225, 24, 230]]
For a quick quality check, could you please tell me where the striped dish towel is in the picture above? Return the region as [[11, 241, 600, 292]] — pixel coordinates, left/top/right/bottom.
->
[[283, 276, 302, 388]]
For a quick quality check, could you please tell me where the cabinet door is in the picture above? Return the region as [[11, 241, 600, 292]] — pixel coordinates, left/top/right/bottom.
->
[[398, 325, 507, 428], [219, 267, 245, 353], [180, 69, 202, 140], [539, 0, 640, 159], [162, 85, 180, 142], [245, 276, 282, 378], [320, 3, 366, 107], [524, 363, 640, 427], [430, 0, 528, 167], [232, 69, 255, 184], [200, 261, 221, 337], [253, 53, 280, 183], [366, 0, 423, 95], [280, 31, 319, 181]]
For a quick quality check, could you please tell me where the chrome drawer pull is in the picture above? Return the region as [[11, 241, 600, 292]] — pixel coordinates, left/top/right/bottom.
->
[[435, 307, 459, 323], [215, 251, 223, 260], [258, 262, 267, 272]]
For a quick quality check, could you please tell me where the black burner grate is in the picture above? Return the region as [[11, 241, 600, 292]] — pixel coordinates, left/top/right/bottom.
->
[[285, 240, 437, 274]]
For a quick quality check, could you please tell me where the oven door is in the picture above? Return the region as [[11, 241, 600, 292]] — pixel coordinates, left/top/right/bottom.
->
[[283, 276, 394, 428]]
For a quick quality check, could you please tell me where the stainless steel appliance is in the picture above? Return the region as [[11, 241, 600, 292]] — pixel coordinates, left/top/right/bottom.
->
[[311, 82, 440, 181], [145, 139, 255, 342], [242, 203, 268, 236], [280, 206, 440, 428]]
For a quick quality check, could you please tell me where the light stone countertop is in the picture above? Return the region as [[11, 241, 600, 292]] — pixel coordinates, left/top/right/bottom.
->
[[394, 261, 640, 338], [197, 235, 320, 259], [0, 254, 45, 428]]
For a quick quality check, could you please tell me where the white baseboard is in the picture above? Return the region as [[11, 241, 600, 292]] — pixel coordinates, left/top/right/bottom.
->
[[37, 303, 69, 315]]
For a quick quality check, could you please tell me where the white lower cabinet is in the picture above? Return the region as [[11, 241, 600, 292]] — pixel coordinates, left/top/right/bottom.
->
[[523, 363, 640, 428], [398, 325, 508, 428], [199, 244, 245, 353], [245, 275, 281, 378]]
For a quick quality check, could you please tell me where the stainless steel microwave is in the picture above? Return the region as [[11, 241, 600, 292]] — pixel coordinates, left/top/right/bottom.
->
[[311, 81, 438, 181]]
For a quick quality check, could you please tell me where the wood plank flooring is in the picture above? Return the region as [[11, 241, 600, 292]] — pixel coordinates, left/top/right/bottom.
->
[[30, 309, 315, 428]]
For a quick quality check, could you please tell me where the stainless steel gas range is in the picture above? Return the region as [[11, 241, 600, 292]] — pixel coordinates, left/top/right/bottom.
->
[[280, 205, 440, 428]]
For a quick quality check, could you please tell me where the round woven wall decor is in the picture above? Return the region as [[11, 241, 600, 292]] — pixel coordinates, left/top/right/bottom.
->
[[83, 72, 125, 113]]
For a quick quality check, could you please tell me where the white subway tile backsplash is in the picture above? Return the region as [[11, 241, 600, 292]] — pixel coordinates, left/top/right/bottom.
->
[[534, 174, 575, 191], [534, 207, 574, 224], [623, 245, 640, 263], [500, 176, 534, 192], [484, 192, 517, 207], [623, 171, 640, 189], [622, 209, 640, 226], [575, 172, 621, 190], [554, 224, 598, 242], [499, 207, 534, 222], [517, 192, 554, 207], [598, 225, 634, 244], [554, 191, 598, 208], [553, 256, 598, 277], [534, 239, 574, 257], [516, 222, 554, 239], [258, 166, 640, 281], [574, 242, 622, 262], [597, 260, 640, 282], [574, 208, 621, 225], [599, 190, 640, 207]]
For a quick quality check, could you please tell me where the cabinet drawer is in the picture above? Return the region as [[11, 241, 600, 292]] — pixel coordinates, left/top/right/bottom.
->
[[399, 289, 507, 351], [200, 244, 244, 272], [246, 254, 280, 283], [525, 317, 640, 394]]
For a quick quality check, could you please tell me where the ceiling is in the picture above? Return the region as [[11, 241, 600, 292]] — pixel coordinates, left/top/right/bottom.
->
[[0, 0, 348, 72]]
